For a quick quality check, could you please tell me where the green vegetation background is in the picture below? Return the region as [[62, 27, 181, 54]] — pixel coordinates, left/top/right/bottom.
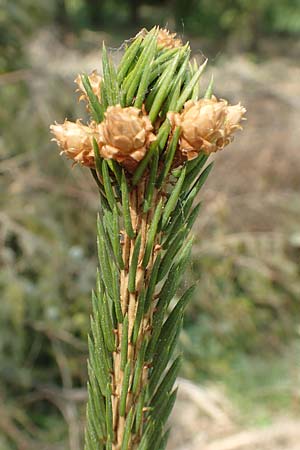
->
[[1, 1, 300, 448]]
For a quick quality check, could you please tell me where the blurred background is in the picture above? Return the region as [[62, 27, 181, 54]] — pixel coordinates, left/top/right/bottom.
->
[[1, 1, 300, 449]]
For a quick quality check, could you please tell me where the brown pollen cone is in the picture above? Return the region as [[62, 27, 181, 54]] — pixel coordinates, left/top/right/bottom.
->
[[50, 120, 96, 167], [75, 70, 102, 104], [168, 96, 246, 161], [157, 28, 182, 49], [97, 105, 156, 172]]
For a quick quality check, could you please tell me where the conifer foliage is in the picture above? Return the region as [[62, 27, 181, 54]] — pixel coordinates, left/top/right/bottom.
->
[[51, 27, 245, 450]]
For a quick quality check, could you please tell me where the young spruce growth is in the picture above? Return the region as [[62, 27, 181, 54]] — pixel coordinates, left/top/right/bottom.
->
[[51, 27, 245, 450]]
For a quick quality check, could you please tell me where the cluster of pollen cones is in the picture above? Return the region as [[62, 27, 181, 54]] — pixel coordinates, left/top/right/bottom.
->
[[50, 28, 246, 173], [49, 26, 246, 450]]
